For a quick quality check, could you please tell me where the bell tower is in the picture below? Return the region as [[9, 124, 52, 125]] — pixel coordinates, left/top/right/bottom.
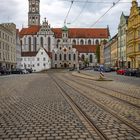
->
[[28, 0, 40, 26]]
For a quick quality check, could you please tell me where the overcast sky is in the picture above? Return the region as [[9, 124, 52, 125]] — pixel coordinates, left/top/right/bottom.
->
[[0, 0, 139, 37]]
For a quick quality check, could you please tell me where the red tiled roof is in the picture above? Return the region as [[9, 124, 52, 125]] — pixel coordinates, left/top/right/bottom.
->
[[20, 25, 40, 37], [53, 28, 109, 38], [21, 52, 37, 57], [19, 26, 109, 38], [73, 45, 96, 53]]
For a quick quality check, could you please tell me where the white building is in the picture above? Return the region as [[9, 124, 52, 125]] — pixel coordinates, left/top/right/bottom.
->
[[21, 47, 51, 72]]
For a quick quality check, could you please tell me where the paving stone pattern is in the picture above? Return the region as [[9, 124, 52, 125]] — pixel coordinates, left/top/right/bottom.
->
[[0, 74, 94, 140], [60, 74, 140, 130], [55, 76, 140, 140]]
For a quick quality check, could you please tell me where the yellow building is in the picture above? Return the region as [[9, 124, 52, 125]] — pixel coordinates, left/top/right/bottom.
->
[[127, 0, 140, 68]]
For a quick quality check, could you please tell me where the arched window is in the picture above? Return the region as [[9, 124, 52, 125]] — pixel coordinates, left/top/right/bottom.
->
[[55, 54, 57, 61], [33, 37, 37, 51], [48, 37, 51, 52], [89, 54, 93, 63], [28, 37, 31, 51], [80, 40, 84, 45], [73, 54, 76, 61], [59, 54, 62, 60], [73, 40, 76, 45], [40, 37, 44, 47], [88, 39, 91, 45], [81, 54, 85, 60], [57, 39, 60, 48], [95, 39, 99, 45], [64, 54, 67, 61], [69, 54, 71, 60]]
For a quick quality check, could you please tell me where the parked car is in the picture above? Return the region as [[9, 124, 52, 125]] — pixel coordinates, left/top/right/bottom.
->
[[0, 67, 11, 75], [116, 69, 126, 75], [104, 67, 111, 72], [69, 67, 75, 71], [124, 69, 137, 76], [94, 66, 99, 71], [26, 68, 33, 73], [136, 69, 140, 77], [110, 67, 118, 71], [11, 69, 23, 74], [22, 69, 29, 74]]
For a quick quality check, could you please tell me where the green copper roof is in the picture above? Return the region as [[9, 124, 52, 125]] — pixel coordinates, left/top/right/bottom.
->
[[62, 25, 68, 31]]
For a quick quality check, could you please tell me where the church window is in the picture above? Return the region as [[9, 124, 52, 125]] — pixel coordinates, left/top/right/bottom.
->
[[40, 37, 44, 47], [88, 39, 91, 45], [64, 54, 67, 60], [80, 40, 84, 45], [73, 54, 76, 61], [33, 37, 37, 51], [28, 37, 31, 52], [95, 39, 99, 45], [59, 54, 62, 60], [69, 54, 71, 60], [73, 40, 76, 45], [81, 54, 85, 60], [89, 54, 93, 63], [48, 37, 51, 52], [55, 54, 57, 61]]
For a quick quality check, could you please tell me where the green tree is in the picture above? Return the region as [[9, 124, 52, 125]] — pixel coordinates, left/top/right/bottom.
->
[[96, 45, 100, 64]]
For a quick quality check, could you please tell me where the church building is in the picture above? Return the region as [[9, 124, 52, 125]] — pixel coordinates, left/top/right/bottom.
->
[[19, 0, 110, 71]]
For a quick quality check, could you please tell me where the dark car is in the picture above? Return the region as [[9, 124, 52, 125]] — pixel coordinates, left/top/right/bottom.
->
[[11, 69, 23, 74], [136, 69, 140, 77], [0, 67, 11, 75], [124, 69, 137, 76], [94, 66, 99, 71], [69, 67, 75, 71], [26, 68, 33, 73], [104, 67, 111, 72]]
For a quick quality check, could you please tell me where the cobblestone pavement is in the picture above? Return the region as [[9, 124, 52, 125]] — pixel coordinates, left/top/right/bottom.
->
[[81, 70, 140, 99], [54, 74, 140, 140], [58, 74, 140, 130], [0, 74, 95, 140]]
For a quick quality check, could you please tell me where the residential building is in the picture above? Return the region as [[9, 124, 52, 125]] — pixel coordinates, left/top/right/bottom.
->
[[21, 48, 51, 72], [111, 34, 118, 67], [104, 42, 111, 67], [0, 23, 16, 69], [16, 29, 21, 69], [118, 12, 129, 68], [127, 0, 140, 68]]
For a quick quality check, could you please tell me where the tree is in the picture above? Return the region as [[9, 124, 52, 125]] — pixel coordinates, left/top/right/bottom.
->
[[96, 45, 100, 64]]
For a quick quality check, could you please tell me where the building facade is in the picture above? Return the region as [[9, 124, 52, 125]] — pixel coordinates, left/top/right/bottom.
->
[[111, 34, 118, 67], [127, 0, 140, 68], [0, 23, 16, 70], [19, 0, 110, 71], [118, 12, 128, 68]]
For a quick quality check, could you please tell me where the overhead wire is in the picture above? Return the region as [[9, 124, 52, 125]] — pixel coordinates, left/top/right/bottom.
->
[[64, 0, 74, 25], [89, 0, 121, 27], [70, 0, 89, 24]]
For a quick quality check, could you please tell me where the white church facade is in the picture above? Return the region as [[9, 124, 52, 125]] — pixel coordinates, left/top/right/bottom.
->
[[19, 0, 110, 72]]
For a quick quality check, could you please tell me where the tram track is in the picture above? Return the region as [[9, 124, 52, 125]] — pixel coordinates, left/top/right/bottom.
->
[[51, 73, 140, 137], [65, 73, 140, 108], [51, 75, 108, 140]]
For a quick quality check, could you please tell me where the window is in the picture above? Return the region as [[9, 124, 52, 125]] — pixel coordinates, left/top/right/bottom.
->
[[37, 58, 39, 61], [95, 39, 99, 45], [28, 37, 31, 51], [138, 44, 140, 51], [69, 54, 71, 60], [73, 54, 76, 61], [55, 54, 57, 61], [81, 54, 85, 60], [43, 63, 46, 66], [41, 52, 43, 55], [88, 40, 91, 45], [37, 63, 40, 66], [40, 37, 43, 47], [59, 54, 62, 60], [33, 37, 37, 51], [64, 54, 67, 61], [89, 55, 93, 63], [80, 40, 84, 45], [48, 37, 51, 52], [73, 40, 76, 45], [43, 57, 46, 61]]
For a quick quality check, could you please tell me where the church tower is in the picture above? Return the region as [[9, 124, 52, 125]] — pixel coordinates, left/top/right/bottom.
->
[[28, 0, 40, 26]]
